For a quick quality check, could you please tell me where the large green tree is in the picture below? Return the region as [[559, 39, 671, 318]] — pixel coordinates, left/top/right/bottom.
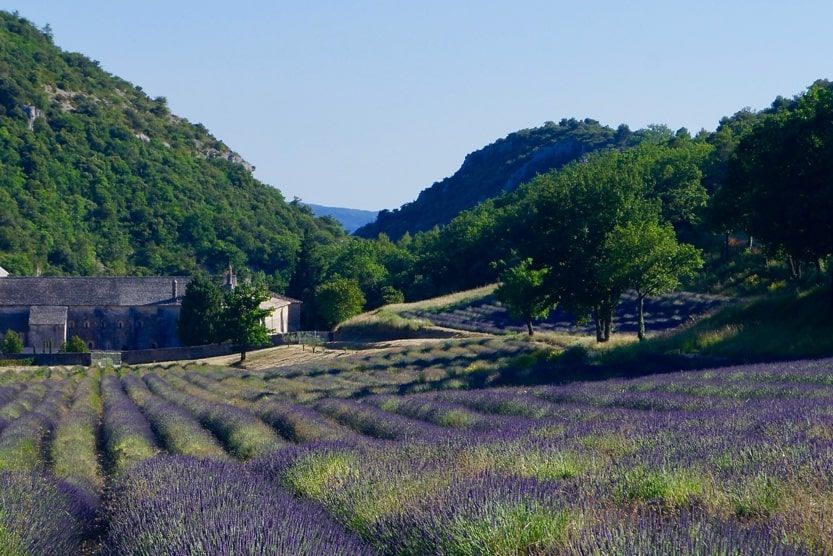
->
[[222, 283, 273, 362], [315, 278, 366, 330], [495, 258, 554, 336], [603, 218, 704, 340], [178, 273, 225, 346], [518, 150, 654, 341], [717, 80, 833, 293]]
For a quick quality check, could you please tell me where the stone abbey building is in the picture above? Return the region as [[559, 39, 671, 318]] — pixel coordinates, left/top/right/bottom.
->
[[0, 266, 300, 353]]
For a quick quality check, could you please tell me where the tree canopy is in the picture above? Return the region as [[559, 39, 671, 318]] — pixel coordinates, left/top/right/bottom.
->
[[178, 273, 225, 346], [717, 80, 833, 268], [315, 278, 366, 330], [495, 259, 554, 336], [222, 283, 273, 361]]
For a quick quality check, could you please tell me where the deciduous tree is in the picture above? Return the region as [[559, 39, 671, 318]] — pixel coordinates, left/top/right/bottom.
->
[[495, 259, 554, 336], [178, 273, 225, 346], [222, 283, 273, 362], [718, 80, 833, 298], [604, 219, 703, 340], [315, 278, 366, 330]]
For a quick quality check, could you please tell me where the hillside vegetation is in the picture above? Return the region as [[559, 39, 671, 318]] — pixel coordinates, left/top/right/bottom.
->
[[355, 118, 635, 239], [0, 12, 341, 284]]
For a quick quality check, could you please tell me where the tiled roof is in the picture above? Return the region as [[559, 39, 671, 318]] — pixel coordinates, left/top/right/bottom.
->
[[0, 277, 190, 307], [264, 295, 301, 308], [29, 305, 68, 325]]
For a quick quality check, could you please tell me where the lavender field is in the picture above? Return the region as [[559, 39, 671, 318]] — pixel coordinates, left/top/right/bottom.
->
[[400, 290, 725, 335], [0, 339, 831, 554]]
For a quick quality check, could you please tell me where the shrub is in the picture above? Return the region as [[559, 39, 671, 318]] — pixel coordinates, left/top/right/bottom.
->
[[1, 330, 23, 355], [62, 335, 88, 353]]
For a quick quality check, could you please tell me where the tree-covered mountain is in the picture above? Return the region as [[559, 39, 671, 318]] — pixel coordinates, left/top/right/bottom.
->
[[355, 119, 641, 239], [305, 204, 377, 233], [0, 11, 342, 288]]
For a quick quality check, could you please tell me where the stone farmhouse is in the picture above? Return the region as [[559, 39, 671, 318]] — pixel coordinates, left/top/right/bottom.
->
[[0, 266, 300, 353]]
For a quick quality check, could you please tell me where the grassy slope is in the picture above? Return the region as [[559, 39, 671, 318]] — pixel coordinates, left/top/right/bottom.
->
[[335, 286, 496, 341], [600, 286, 833, 365], [339, 280, 833, 374]]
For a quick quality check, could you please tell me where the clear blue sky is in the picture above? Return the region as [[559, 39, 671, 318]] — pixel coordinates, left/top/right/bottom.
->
[[6, 1, 833, 210]]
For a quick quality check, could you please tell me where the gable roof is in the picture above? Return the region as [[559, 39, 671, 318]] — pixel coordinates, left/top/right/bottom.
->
[[0, 277, 190, 307], [29, 305, 68, 325], [265, 294, 302, 307]]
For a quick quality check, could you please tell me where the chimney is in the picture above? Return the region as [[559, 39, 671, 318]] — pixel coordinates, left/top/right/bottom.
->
[[172, 279, 179, 300]]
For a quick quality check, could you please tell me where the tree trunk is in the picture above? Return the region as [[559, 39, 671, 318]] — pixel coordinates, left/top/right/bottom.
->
[[747, 235, 753, 250], [637, 294, 646, 341], [602, 314, 612, 342], [829, 271, 833, 312], [595, 302, 614, 343], [592, 308, 604, 342], [240, 349, 247, 362], [788, 255, 802, 280], [526, 319, 534, 337]]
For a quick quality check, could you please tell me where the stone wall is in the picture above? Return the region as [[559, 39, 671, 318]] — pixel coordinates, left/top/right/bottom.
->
[[121, 343, 235, 365], [66, 305, 181, 351], [0, 352, 92, 366]]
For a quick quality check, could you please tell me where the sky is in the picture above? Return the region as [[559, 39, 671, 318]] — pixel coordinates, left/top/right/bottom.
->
[[5, 1, 833, 210]]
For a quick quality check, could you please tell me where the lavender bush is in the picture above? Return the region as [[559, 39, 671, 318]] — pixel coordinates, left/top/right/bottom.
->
[[144, 373, 283, 459], [122, 374, 228, 459], [101, 456, 373, 555], [51, 372, 104, 512], [101, 374, 159, 474], [0, 471, 89, 555]]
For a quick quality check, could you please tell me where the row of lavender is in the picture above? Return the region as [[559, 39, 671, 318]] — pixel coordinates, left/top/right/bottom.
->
[[0, 368, 374, 554], [143, 357, 833, 553], [1, 356, 833, 553]]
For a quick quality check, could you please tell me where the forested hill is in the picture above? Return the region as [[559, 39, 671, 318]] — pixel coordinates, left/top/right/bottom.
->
[[355, 119, 637, 240], [0, 12, 342, 287]]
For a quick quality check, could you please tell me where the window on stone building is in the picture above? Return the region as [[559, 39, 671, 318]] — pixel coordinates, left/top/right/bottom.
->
[[88, 341, 94, 350], [83, 321, 90, 329], [68, 321, 75, 329], [118, 321, 124, 329]]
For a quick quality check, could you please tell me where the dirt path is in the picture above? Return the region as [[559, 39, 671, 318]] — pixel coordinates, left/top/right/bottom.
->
[[190, 337, 468, 371]]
